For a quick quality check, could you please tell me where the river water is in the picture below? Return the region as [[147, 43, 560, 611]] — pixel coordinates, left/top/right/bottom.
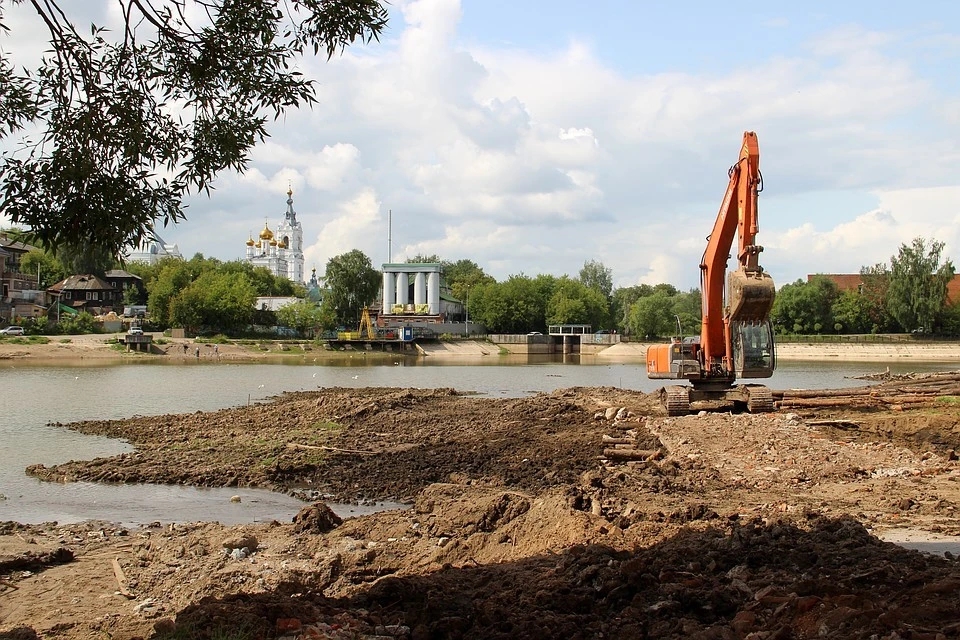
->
[[1, 355, 953, 527]]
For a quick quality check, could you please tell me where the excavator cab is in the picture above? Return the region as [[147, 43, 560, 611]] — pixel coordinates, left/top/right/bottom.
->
[[731, 320, 775, 379]]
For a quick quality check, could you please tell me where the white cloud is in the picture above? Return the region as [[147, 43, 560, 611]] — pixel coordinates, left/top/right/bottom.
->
[[6, 0, 957, 293]]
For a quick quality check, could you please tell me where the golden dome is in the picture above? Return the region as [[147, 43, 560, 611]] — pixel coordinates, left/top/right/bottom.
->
[[277, 240, 287, 249], [269, 238, 277, 246], [255, 240, 262, 248], [259, 222, 274, 240], [245, 235, 255, 247]]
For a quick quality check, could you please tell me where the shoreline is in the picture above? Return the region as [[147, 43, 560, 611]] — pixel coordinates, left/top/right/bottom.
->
[[3, 334, 960, 364]]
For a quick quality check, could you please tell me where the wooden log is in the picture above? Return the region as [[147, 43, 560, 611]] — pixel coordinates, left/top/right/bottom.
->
[[780, 388, 873, 399], [779, 397, 872, 408], [601, 436, 635, 445], [602, 448, 659, 460], [112, 558, 133, 599], [876, 395, 940, 405]]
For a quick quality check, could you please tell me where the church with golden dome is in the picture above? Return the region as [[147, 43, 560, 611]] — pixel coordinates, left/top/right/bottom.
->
[[244, 188, 306, 284]]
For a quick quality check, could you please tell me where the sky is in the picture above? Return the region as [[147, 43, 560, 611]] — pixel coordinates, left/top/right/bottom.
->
[[2, 0, 959, 290]]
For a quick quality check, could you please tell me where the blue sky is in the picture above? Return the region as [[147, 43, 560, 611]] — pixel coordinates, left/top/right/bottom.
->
[[3, 0, 959, 290]]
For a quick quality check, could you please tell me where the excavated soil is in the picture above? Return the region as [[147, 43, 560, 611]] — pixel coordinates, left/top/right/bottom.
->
[[4, 378, 960, 638]]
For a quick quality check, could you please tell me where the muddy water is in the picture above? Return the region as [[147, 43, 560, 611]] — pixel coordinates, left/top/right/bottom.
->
[[1, 357, 950, 526]]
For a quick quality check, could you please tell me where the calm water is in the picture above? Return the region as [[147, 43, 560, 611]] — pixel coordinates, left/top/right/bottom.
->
[[1, 355, 953, 526]]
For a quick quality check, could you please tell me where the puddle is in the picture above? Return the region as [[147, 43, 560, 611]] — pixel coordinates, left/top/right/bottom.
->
[[880, 528, 960, 557], [0, 479, 407, 528]]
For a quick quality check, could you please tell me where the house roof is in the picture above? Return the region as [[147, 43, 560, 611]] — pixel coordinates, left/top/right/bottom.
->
[[0, 235, 39, 253], [105, 269, 142, 281], [48, 274, 117, 293]]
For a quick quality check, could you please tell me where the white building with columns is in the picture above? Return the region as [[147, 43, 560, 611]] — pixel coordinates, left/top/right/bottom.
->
[[381, 263, 443, 316]]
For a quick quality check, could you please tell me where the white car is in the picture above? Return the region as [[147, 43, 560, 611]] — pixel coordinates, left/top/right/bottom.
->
[[0, 326, 24, 336], [127, 326, 144, 336]]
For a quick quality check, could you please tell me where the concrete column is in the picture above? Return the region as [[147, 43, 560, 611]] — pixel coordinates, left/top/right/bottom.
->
[[396, 272, 408, 305], [383, 272, 395, 312], [427, 271, 440, 315], [414, 272, 426, 306]]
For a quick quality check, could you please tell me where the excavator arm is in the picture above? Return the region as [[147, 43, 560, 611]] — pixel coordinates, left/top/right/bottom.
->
[[699, 131, 775, 381]]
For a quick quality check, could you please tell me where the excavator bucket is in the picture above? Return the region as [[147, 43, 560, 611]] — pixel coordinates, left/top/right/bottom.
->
[[727, 268, 775, 323]]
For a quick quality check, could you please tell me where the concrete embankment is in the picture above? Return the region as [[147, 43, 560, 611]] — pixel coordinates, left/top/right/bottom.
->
[[417, 339, 960, 363], [596, 341, 960, 362]]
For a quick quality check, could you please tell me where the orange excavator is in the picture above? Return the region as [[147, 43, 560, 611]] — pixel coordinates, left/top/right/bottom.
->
[[646, 131, 776, 415]]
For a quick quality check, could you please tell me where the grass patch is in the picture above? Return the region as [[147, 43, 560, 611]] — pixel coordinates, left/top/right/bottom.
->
[[936, 396, 960, 404], [197, 334, 232, 344], [0, 335, 51, 345]]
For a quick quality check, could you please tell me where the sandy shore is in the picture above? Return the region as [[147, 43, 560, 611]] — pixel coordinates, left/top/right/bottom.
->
[[3, 334, 960, 363]]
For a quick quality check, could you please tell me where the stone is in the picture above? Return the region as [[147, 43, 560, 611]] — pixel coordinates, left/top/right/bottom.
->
[[222, 534, 258, 551], [230, 495, 241, 503]]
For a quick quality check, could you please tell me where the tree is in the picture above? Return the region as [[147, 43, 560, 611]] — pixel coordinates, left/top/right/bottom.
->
[[467, 274, 555, 333], [546, 277, 609, 328], [443, 259, 494, 305], [20, 249, 65, 289], [770, 277, 839, 334], [611, 285, 655, 336], [276, 300, 333, 337], [0, 1, 387, 260], [859, 263, 897, 333], [170, 270, 256, 334], [831, 290, 871, 334], [578, 259, 613, 299], [324, 249, 380, 328], [886, 237, 955, 333], [628, 291, 676, 338]]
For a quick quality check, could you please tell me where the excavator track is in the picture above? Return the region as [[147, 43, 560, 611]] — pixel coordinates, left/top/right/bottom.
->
[[745, 385, 774, 413], [663, 386, 691, 417]]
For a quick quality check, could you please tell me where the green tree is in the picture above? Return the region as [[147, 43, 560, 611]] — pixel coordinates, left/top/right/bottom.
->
[[443, 259, 494, 305], [628, 291, 676, 338], [831, 290, 871, 334], [467, 274, 555, 333], [578, 259, 613, 299], [672, 289, 702, 337], [859, 263, 898, 333], [546, 277, 609, 328], [611, 284, 655, 336], [148, 260, 196, 326], [324, 250, 380, 328], [771, 277, 839, 334], [886, 237, 955, 333], [170, 271, 256, 334], [0, 1, 387, 261], [276, 300, 333, 336], [20, 249, 65, 288]]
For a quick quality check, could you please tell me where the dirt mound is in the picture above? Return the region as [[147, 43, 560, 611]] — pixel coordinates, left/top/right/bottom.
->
[[6, 382, 960, 638], [293, 503, 343, 534]]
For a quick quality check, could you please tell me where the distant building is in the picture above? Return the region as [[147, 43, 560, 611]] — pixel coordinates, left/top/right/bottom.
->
[[0, 234, 42, 321], [124, 233, 183, 265], [47, 274, 120, 314], [244, 189, 305, 284], [104, 269, 145, 302]]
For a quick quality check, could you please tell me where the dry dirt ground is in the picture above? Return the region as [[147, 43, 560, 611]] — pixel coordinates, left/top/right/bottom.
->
[[5, 376, 960, 639]]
